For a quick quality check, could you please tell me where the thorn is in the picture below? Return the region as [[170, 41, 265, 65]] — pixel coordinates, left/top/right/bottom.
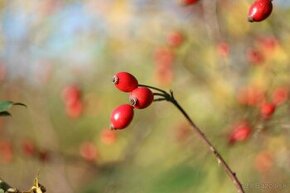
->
[[13, 102, 27, 108], [153, 98, 166, 102]]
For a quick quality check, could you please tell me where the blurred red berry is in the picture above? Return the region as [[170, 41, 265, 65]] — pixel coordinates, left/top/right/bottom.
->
[[62, 84, 84, 118], [66, 100, 84, 118], [62, 85, 82, 106], [22, 139, 36, 157], [112, 72, 138, 92], [0, 140, 13, 163], [255, 151, 273, 173], [247, 48, 264, 65], [101, 129, 117, 145], [272, 87, 289, 105], [110, 104, 134, 129], [80, 142, 98, 162], [154, 47, 174, 85], [260, 102, 276, 119], [248, 0, 273, 22], [155, 66, 173, 86], [0, 63, 6, 82], [228, 121, 252, 144], [180, 0, 199, 6], [167, 31, 184, 48], [39, 0, 59, 16], [175, 122, 191, 142], [257, 36, 278, 53], [154, 47, 175, 67], [217, 42, 230, 57], [237, 86, 265, 106], [38, 149, 50, 162], [129, 87, 154, 109]]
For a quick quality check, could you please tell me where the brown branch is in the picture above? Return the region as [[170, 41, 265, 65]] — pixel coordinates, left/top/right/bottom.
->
[[170, 92, 245, 193], [140, 84, 245, 193]]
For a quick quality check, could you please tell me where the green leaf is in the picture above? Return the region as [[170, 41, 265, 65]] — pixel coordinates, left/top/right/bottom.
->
[[0, 101, 26, 113], [0, 101, 14, 112], [0, 189, 4, 193]]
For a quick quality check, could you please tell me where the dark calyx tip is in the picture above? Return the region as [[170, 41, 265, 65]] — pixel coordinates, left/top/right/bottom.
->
[[112, 75, 119, 84], [129, 97, 137, 106], [248, 16, 254, 22], [110, 124, 116, 130]]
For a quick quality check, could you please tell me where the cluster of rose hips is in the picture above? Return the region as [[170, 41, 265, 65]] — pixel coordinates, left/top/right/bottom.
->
[[248, 0, 273, 22], [21, 139, 50, 162], [247, 36, 278, 65], [24, 137, 114, 163], [238, 85, 288, 119], [154, 31, 185, 85], [228, 85, 289, 144], [217, 35, 278, 64], [110, 72, 154, 130], [0, 139, 51, 163]]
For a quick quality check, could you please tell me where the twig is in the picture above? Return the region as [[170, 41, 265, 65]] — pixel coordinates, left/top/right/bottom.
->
[[140, 84, 245, 193]]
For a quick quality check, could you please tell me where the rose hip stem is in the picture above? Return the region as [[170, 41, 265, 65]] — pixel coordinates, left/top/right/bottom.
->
[[139, 84, 245, 193]]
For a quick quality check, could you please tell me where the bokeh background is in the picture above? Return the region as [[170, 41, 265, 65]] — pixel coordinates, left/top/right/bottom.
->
[[0, 0, 290, 193]]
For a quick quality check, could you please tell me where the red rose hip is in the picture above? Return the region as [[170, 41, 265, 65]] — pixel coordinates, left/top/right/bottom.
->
[[101, 129, 117, 145], [62, 84, 82, 106], [272, 87, 289, 105], [260, 102, 276, 119], [247, 48, 264, 65], [129, 87, 154, 109], [22, 139, 36, 156], [228, 121, 252, 144], [112, 72, 138, 92], [80, 142, 98, 161], [167, 31, 184, 48], [110, 104, 134, 129], [248, 0, 273, 22]]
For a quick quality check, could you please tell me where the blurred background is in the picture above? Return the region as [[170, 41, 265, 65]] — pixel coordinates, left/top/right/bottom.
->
[[0, 0, 290, 193]]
